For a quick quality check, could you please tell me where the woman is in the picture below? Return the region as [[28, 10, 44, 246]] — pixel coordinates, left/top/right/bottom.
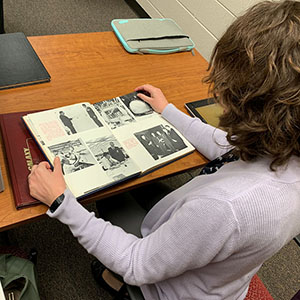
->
[[28, 1, 300, 299]]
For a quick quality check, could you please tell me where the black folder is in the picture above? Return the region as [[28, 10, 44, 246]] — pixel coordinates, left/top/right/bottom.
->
[[0, 32, 50, 90]]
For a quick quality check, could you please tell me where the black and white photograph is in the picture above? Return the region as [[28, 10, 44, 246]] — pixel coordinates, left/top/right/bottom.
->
[[48, 139, 97, 175], [85, 135, 139, 181], [55, 104, 103, 135], [93, 98, 135, 129], [135, 125, 187, 160], [119, 92, 153, 117], [81, 104, 103, 128]]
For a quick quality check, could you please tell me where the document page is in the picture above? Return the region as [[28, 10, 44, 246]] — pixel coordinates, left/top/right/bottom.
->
[[23, 102, 140, 198], [94, 92, 194, 173]]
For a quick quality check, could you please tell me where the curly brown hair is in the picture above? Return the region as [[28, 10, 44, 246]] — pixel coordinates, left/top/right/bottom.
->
[[204, 0, 300, 170]]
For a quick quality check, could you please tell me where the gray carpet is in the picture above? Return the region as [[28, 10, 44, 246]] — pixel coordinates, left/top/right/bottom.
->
[[3, 0, 143, 36], [2, 0, 300, 299], [258, 241, 300, 300]]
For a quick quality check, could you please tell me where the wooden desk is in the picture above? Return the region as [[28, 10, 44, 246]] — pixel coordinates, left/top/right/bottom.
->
[[0, 32, 210, 231]]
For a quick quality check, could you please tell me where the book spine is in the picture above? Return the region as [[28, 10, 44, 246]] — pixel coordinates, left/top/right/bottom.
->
[[0, 115, 21, 208]]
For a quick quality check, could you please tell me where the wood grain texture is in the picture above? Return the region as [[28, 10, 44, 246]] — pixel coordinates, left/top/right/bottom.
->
[[0, 31, 210, 231]]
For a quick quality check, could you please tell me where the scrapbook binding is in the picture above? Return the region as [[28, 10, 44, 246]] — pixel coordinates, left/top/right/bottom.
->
[[0, 111, 44, 209]]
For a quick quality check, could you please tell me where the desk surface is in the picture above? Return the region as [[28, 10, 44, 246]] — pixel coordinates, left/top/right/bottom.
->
[[0, 31, 210, 231]]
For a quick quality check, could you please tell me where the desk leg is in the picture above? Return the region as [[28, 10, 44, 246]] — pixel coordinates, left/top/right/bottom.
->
[[0, 0, 4, 34]]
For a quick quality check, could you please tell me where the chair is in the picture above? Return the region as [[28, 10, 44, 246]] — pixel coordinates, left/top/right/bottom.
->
[[114, 284, 144, 300], [293, 235, 300, 247], [244, 274, 273, 300], [114, 274, 273, 300]]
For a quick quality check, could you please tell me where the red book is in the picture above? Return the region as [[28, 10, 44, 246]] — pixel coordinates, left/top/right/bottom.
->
[[0, 111, 45, 209]]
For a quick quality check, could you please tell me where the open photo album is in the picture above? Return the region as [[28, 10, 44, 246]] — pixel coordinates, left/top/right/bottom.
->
[[22, 92, 195, 198]]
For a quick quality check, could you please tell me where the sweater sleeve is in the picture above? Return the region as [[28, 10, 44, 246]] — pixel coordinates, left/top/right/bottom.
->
[[47, 189, 240, 286], [162, 104, 232, 160]]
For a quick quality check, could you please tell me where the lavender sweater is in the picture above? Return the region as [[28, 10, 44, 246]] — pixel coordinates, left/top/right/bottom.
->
[[47, 104, 300, 300]]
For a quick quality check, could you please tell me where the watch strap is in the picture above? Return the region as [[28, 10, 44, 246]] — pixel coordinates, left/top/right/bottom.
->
[[49, 193, 65, 213]]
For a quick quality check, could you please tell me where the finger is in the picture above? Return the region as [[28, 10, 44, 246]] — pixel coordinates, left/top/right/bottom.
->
[[53, 156, 63, 175], [31, 164, 38, 173], [137, 93, 152, 103], [134, 85, 144, 92], [37, 162, 52, 173], [39, 161, 51, 169], [135, 84, 153, 94], [134, 84, 148, 92], [45, 161, 52, 169]]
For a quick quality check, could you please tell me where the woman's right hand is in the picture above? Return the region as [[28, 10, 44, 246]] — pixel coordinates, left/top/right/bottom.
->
[[135, 84, 169, 114]]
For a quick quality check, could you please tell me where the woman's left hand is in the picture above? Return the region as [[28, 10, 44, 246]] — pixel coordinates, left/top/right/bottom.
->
[[28, 156, 66, 206]]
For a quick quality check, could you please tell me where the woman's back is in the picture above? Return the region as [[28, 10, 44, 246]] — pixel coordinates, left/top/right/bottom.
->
[[140, 155, 300, 300]]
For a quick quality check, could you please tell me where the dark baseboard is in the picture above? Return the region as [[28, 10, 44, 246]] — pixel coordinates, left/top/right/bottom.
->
[[0, 0, 4, 33], [125, 0, 150, 18]]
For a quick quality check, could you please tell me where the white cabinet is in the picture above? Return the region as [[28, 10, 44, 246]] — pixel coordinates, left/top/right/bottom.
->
[[136, 0, 265, 61]]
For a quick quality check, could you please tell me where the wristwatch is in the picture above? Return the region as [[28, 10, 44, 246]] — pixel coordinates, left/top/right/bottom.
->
[[49, 193, 65, 213]]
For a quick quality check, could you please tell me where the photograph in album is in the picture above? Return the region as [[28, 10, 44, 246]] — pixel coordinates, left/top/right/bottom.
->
[[22, 92, 195, 198]]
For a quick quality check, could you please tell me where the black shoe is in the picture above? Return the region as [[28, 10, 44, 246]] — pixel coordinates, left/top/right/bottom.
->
[[29, 248, 38, 265], [91, 259, 121, 296]]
